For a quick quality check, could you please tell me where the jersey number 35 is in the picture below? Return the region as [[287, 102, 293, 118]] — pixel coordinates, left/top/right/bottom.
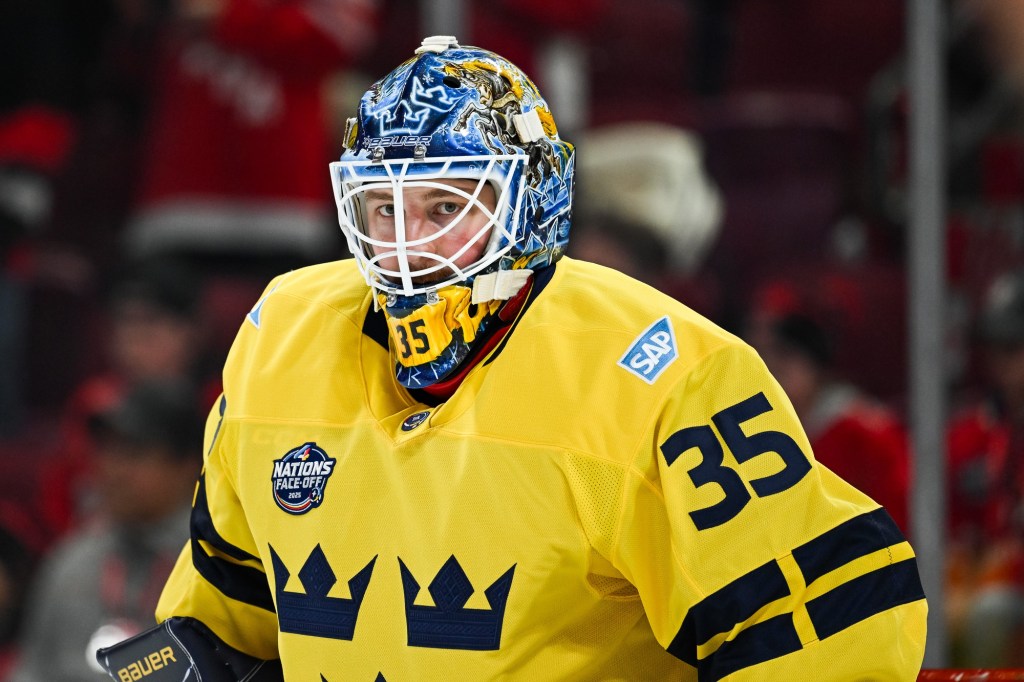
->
[[660, 392, 812, 531]]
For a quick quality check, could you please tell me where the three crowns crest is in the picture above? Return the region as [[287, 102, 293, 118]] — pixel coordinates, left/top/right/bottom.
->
[[270, 544, 376, 641], [399, 555, 516, 651], [270, 545, 515, 651]]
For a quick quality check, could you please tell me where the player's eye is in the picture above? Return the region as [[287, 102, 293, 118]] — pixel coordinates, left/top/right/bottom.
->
[[436, 201, 461, 216], [376, 204, 396, 218]]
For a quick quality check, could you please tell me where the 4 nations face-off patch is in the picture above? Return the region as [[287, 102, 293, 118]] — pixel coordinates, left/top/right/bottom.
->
[[272, 442, 337, 515]]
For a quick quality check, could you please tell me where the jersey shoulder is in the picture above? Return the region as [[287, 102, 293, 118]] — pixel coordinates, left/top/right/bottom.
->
[[220, 260, 372, 417], [529, 258, 745, 376], [466, 259, 754, 461], [260, 259, 370, 315]]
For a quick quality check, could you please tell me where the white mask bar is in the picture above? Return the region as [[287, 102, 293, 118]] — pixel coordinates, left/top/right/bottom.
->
[[331, 154, 529, 296]]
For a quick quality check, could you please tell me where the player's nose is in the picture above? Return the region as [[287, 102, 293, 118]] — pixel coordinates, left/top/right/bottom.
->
[[401, 212, 442, 252]]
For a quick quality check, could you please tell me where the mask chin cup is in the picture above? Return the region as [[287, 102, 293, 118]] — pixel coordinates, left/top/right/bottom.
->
[[379, 285, 503, 389]]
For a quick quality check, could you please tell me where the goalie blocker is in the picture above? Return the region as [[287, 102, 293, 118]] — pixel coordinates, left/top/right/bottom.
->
[[95, 616, 283, 682]]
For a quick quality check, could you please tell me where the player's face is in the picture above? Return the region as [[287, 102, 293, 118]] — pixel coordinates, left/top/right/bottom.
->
[[363, 179, 497, 285]]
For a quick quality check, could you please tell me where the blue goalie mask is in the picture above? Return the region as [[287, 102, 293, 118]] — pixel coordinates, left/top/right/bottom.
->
[[330, 35, 575, 389]]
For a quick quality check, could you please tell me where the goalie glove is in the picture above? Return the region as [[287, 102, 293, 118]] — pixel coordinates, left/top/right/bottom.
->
[[95, 616, 283, 681]]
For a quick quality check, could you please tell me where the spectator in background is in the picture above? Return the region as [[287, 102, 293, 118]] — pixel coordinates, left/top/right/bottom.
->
[[570, 122, 723, 315], [40, 260, 209, 538], [963, 0, 1024, 98], [946, 268, 1024, 667], [122, 0, 379, 280], [10, 379, 205, 682], [0, 1, 103, 434], [746, 311, 911, 532]]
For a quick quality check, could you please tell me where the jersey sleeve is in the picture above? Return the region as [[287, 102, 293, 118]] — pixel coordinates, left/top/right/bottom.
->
[[155, 393, 279, 660], [613, 340, 927, 681]]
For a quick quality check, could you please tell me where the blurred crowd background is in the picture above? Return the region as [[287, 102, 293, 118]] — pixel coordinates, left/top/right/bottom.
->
[[2, 0, 1024, 678]]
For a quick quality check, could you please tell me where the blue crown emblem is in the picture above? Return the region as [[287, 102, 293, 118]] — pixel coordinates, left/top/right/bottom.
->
[[270, 544, 376, 641], [271, 442, 337, 515], [398, 555, 515, 651]]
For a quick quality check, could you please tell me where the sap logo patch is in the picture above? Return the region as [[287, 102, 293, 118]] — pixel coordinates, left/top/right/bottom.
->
[[271, 443, 337, 515], [618, 316, 678, 384]]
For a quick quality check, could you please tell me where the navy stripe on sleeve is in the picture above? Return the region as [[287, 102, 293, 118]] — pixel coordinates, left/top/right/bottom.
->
[[191, 473, 276, 612], [696, 614, 802, 682], [667, 559, 790, 666], [806, 558, 925, 640], [191, 473, 258, 563], [791, 508, 906, 585], [666, 510, 921, 678]]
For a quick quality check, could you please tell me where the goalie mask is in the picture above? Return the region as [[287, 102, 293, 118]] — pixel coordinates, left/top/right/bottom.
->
[[330, 35, 575, 389]]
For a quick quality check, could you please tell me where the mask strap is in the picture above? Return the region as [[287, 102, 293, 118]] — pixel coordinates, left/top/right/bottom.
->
[[471, 269, 533, 304]]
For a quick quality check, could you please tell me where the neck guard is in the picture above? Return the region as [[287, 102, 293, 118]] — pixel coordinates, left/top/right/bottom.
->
[[377, 285, 499, 389], [378, 269, 533, 389]]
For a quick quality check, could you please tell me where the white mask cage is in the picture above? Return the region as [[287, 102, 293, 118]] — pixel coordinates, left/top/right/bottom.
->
[[330, 155, 529, 296]]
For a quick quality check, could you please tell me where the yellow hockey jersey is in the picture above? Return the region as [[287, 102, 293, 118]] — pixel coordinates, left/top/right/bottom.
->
[[157, 257, 927, 681]]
